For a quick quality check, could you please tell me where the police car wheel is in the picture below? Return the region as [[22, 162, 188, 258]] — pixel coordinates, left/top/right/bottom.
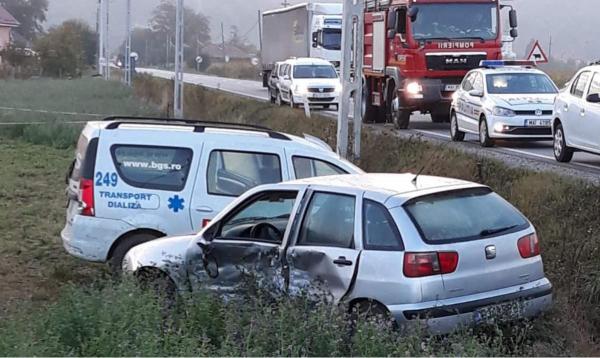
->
[[479, 118, 494, 147], [450, 112, 465, 142], [109, 233, 162, 274], [553, 123, 574, 163]]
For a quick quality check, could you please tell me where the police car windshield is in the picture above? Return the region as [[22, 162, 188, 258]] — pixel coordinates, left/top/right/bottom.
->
[[411, 3, 498, 41], [293, 65, 337, 79], [486, 73, 558, 94]]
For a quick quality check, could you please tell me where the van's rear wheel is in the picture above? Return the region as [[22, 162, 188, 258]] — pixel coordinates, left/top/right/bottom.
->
[[109, 233, 162, 274]]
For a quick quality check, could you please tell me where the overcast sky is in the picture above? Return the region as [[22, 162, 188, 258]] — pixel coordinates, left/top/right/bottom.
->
[[45, 0, 599, 61]]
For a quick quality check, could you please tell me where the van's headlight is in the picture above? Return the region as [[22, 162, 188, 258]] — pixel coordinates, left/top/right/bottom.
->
[[406, 81, 423, 99], [295, 85, 308, 95], [492, 106, 516, 117]]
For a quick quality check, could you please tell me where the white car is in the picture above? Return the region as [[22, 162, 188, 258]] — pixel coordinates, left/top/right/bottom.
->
[[124, 173, 552, 335], [273, 57, 341, 110], [552, 64, 600, 162], [450, 61, 559, 147], [61, 116, 362, 271]]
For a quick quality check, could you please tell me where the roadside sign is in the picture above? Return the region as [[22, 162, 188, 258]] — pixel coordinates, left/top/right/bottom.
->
[[196, 56, 203, 64], [527, 40, 549, 63]]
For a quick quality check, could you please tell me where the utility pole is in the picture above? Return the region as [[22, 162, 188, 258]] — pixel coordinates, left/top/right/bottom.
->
[[337, 0, 364, 159], [221, 22, 226, 62], [174, 0, 185, 118], [97, 0, 104, 77], [257, 10, 263, 55], [104, 0, 110, 80], [548, 35, 553, 60], [124, 0, 132, 86]]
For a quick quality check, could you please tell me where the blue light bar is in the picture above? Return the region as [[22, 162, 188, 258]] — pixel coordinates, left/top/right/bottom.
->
[[479, 60, 537, 68]]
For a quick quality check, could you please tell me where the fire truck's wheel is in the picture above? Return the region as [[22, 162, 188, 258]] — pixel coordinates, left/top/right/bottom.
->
[[362, 81, 378, 123]]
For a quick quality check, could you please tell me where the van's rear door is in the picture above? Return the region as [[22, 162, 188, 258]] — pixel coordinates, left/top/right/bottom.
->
[[404, 187, 546, 299], [65, 132, 98, 223]]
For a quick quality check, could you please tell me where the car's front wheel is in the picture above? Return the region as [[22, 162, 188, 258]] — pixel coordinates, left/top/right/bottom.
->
[[554, 123, 574, 162], [479, 118, 494, 147], [450, 112, 465, 142]]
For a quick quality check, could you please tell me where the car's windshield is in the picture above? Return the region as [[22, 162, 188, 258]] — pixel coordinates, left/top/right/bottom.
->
[[411, 3, 498, 41], [486, 73, 558, 94], [404, 188, 529, 243], [293, 65, 337, 79], [322, 29, 342, 50]]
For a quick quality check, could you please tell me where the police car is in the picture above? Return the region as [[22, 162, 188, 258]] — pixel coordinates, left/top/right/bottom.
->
[[450, 61, 559, 147], [61, 117, 362, 271]]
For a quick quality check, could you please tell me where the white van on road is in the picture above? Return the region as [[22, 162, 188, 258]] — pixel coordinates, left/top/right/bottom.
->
[[61, 117, 362, 270]]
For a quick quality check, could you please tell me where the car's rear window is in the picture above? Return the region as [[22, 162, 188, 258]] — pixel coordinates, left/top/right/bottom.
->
[[70, 134, 98, 181], [404, 188, 529, 244], [111, 145, 193, 191]]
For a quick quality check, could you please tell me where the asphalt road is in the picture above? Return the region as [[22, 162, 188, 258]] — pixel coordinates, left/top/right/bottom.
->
[[138, 68, 600, 176]]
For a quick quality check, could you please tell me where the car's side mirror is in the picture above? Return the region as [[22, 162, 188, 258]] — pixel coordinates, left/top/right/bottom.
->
[[469, 89, 484, 98], [407, 6, 419, 22], [587, 93, 600, 103]]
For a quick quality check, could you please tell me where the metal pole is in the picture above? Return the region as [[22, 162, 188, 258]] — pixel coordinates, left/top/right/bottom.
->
[[337, 0, 364, 159], [257, 10, 263, 55], [124, 0, 131, 86], [97, 0, 104, 77], [174, 0, 185, 118], [104, 0, 110, 80], [221, 22, 226, 61]]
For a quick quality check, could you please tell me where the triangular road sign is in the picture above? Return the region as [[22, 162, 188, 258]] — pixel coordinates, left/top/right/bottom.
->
[[527, 40, 549, 63]]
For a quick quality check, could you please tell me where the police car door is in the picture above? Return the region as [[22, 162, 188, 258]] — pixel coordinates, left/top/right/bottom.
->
[[457, 72, 481, 133], [190, 139, 290, 232], [94, 126, 199, 236]]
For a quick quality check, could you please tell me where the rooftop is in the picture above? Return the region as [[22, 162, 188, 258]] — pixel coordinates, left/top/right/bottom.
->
[[0, 5, 19, 27]]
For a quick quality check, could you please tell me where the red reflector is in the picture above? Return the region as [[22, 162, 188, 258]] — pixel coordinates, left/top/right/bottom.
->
[[403, 251, 458, 278], [79, 178, 95, 216], [518, 233, 540, 258], [202, 219, 211, 228]]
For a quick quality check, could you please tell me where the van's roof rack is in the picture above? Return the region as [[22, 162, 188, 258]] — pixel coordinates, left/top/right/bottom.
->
[[102, 116, 291, 140]]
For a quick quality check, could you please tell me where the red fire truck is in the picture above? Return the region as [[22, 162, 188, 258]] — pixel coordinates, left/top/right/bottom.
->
[[362, 0, 518, 128]]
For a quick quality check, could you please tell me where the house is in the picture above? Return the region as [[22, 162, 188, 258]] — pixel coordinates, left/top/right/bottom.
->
[[199, 43, 254, 65], [0, 4, 19, 63]]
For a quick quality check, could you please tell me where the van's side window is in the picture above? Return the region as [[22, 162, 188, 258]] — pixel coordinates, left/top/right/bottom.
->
[[207, 150, 282, 197], [111, 145, 193, 191], [292, 156, 347, 179]]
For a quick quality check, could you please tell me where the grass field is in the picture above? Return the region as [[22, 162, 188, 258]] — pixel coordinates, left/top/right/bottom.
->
[[0, 76, 598, 355]]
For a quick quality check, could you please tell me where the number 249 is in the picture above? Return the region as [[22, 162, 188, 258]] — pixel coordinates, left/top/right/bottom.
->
[[95, 172, 118, 187]]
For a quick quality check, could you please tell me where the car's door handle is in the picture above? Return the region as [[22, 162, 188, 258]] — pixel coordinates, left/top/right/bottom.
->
[[333, 256, 353, 266], [195, 206, 214, 213]]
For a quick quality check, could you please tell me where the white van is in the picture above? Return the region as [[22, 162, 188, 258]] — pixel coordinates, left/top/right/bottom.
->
[[61, 117, 362, 270]]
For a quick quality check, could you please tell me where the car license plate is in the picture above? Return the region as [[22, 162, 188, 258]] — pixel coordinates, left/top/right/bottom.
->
[[525, 119, 550, 127], [473, 301, 525, 325], [444, 84, 459, 91], [311, 93, 331, 99]]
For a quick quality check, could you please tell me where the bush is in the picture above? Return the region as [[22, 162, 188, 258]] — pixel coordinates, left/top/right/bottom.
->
[[0, 281, 550, 356]]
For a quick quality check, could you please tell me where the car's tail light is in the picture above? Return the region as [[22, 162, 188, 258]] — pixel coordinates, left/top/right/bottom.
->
[[79, 178, 95, 216], [518, 233, 540, 258], [403, 252, 459, 277]]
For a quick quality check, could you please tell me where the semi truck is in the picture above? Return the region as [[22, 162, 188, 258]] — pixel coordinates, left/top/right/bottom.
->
[[261, 2, 343, 87], [361, 0, 518, 128]]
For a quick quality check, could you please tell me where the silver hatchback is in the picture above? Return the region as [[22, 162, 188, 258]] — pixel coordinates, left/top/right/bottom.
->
[[124, 174, 552, 334]]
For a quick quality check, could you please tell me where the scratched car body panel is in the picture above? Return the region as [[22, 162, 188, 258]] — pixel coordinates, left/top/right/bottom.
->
[[124, 174, 552, 334], [61, 117, 362, 269]]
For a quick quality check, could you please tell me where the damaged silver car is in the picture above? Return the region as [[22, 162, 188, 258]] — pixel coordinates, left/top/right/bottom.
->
[[123, 174, 552, 334]]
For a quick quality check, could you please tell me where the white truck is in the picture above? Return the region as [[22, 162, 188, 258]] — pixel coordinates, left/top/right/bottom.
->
[[261, 2, 343, 87]]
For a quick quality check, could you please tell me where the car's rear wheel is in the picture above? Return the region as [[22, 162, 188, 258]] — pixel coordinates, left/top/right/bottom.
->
[[109, 232, 161, 274], [351, 300, 395, 330], [554, 123, 574, 162], [450, 111, 465, 142], [479, 118, 494, 147]]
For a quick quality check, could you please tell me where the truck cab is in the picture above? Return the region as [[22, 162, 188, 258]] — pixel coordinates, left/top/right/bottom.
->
[[362, 0, 518, 128], [311, 14, 343, 68]]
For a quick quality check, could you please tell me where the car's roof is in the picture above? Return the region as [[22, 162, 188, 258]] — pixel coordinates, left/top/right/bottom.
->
[[477, 66, 547, 76], [286, 173, 483, 206], [288, 57, 334, 66], [83, 120, 357, 165]]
